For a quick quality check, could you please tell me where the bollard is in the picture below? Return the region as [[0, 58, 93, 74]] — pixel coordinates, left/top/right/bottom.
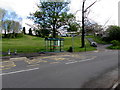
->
[[8, 49, 11, 55], [14, 49, 17, 55]]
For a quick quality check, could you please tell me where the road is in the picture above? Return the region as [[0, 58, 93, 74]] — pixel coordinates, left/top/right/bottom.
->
[[1, 46, 119, 88]]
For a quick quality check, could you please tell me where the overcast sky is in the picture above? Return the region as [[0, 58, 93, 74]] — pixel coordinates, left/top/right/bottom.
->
[[0, 0, 119, 29]]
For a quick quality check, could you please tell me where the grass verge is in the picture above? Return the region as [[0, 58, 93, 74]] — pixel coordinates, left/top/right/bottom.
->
[[107, 45, 120, 49]]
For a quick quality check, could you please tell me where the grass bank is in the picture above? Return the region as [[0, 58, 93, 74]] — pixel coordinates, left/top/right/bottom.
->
[[2, 35, 96, 53]]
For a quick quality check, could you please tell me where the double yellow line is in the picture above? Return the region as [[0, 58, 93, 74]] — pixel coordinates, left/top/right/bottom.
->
[[0, 61, 16, 70]]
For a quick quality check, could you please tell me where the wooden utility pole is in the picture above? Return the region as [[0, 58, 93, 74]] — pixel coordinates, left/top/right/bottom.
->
[[81, 0, 97, 48], [81, 0, 85, 48]]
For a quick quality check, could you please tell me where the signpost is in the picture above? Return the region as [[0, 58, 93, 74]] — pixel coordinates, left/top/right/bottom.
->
[[72, 34, 74, 52]]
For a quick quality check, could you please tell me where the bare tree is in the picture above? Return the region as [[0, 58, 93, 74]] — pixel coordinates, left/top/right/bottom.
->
[[0, 8, 6, 36]]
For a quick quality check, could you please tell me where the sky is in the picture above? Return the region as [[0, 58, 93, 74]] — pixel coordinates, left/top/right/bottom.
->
[[0, 0, 119, 30], [70, 0, 119, 26]]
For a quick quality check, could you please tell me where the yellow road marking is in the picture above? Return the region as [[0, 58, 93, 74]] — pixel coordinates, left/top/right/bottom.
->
[[0, 67, 11, 70], [0, 61, 16, 70], [10, 57, 28, 61], [52, 58, 66, 61], [0, 61, 16, 71], [1, 54, 96, 71], [41, 57, 49, 59], [50, 62, 60, 64], [25, 59, 48, 64]]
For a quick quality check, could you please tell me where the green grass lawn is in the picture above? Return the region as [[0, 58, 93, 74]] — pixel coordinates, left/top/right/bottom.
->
[[86, 35, 108, 44], [64, 36, 96, 52], [2, 35, 96, 53]]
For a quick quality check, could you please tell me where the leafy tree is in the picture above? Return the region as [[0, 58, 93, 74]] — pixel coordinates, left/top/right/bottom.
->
[[35, 29, 41, 37], [30, 0, 74, 38], [41, 29, 50, 37], [0, 8, 6, 36], [67, 22, 80, 32], [106, 25, 120, 41]]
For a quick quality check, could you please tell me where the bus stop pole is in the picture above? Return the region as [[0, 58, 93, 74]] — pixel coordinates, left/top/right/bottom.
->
[[72, 34, 74, 52]]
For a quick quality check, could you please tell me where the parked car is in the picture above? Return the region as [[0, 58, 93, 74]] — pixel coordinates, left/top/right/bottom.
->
[[91, 42, 97, 47]]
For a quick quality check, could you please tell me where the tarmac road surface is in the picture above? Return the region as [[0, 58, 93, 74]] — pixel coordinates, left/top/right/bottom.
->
[[1, 46, 119, 88]]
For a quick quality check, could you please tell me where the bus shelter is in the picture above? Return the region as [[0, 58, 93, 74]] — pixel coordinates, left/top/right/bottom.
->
[[45, 38, 64, 52]]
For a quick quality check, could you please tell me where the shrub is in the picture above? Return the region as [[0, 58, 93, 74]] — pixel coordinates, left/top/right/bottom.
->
[[23, 27, 26, 34], [15, 33, 23, 38], [29, 28, 32, 35], [67, 47, 73, 52], [102, 37, 110, 42], [110, 40, 120, 46], [2, 33, 23, 38]]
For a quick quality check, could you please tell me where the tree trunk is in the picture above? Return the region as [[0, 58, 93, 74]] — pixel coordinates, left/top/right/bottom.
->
[[53, 26, 56, 38], [4, 29, 7, 38], [52, 20, 57, 38]]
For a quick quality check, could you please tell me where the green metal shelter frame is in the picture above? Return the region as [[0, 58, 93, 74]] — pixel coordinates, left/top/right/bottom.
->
[[45, 38, 64, 52]]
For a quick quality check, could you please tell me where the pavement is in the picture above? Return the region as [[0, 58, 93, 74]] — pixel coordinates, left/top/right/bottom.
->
[[1, 44, 119, 88]]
